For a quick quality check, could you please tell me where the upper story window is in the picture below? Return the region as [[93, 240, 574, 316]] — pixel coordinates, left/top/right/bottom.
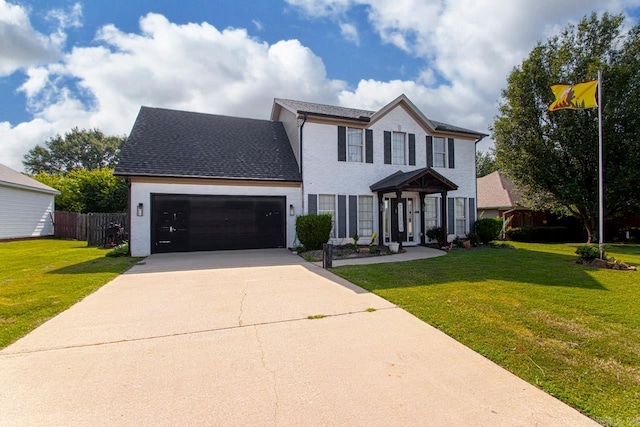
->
[[392, 132, 406, 165], [348, 128, 363, 162], [433, 137, 446, 168], [427, 136, 454, 169]]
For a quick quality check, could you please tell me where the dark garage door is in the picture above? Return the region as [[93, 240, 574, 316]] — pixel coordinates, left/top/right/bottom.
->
[[152, 194, 286, 253]]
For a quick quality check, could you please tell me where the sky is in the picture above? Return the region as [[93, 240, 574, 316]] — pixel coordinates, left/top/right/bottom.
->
[[1, 0, 639, 172]]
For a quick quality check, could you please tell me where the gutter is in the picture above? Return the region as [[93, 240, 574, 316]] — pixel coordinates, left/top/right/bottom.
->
[[299, 112, 307, 212]]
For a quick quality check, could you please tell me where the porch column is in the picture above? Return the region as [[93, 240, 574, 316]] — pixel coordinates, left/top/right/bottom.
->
[[377, 191, 384, 247], [441, 191, 448, 246], [419, 192, 426, 245], [396, 190, 403, 250]]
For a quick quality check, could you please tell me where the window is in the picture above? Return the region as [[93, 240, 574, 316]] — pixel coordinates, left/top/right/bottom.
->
[[358, 196, 373, 236], [424, 197, 438, 230], [319, 194, 336, 238], [392, 132, 406, 165], [455, 197, 466, 235], [348, 128, 363, 162], [433, 137, 446, 167]]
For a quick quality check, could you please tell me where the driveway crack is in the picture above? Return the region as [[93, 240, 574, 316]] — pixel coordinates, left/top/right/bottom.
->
[[254, 325, 279, 424], [238, 283, 248, 327]]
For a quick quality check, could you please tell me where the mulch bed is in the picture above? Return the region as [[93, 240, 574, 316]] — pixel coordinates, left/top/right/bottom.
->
[[297, 245, 396, 262]]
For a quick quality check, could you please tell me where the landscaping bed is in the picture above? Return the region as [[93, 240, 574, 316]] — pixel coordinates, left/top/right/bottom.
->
[[297, 245, 396, 262]]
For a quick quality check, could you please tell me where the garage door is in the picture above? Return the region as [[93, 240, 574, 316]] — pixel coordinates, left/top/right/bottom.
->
[[151, 194, 286, 253]]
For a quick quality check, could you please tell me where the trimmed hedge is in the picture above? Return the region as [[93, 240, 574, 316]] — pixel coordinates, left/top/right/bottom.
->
[[296, 214, 333, 250], [506, 226, 569, 242], [474, 218, 502, 244]]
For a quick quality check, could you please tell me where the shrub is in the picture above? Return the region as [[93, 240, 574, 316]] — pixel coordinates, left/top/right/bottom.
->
[[474, 218, 502, 244], [506, 226, 569, 242], [426, 226, 444, 247], [106, 242, 129, 257], [296, 214, 333, 250], [576, 245, 603, 260], [466, 232, 480, 247]]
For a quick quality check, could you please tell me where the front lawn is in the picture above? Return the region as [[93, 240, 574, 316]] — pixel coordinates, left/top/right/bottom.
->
[[333, 242, 640, 425], [0, 239, 141, 349]]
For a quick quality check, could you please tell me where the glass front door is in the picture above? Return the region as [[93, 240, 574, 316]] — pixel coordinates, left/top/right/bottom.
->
[[384, 197, 415, 243]]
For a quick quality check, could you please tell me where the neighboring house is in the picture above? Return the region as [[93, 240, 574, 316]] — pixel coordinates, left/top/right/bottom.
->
[[0, 163, 60, 240], [116, 95, 486, 257], [476, 170, 548, 228]]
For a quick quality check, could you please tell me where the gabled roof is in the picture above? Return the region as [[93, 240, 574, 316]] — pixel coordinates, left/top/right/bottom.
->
[[273, 94, 487, 139], [0, 163, 59, 195], [477, 170, 522, 209], [115, 106, 301, 182], [370, 167, 458, 194]]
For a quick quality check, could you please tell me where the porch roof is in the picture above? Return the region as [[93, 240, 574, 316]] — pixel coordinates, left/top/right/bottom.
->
[[370, 167, 458, 194]]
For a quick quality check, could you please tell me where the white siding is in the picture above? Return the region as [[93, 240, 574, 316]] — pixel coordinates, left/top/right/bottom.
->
[[301, 105, 478, 244], [129, 180, 301, 257], [0, 185, 55, 239]]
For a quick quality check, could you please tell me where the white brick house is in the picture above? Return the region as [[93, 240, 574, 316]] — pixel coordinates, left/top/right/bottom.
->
[[116, 95, 485, 256]]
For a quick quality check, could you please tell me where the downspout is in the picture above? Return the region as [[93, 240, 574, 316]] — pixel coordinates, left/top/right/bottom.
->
[[299, 113, 307, 213]]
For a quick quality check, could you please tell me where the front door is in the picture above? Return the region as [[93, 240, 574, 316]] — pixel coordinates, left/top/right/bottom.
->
[[390, 198, 407, 243]]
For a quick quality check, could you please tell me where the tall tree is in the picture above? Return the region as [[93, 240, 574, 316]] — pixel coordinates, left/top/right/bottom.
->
[[476, 150, 497, 177], [493, 13, 640, 242], [23, 128, 126, 175]]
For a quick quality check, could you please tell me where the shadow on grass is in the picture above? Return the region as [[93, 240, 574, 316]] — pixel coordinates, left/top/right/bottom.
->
[[335, 246, 608, 291], [47, 256, 141, 275]]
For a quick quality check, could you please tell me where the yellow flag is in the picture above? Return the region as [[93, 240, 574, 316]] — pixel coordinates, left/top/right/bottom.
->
[[548, 80, 598, 111]]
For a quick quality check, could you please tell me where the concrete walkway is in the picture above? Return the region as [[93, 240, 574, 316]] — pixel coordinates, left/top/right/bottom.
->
[[0, 249, 597, 426], [315, 245, 446, 267]]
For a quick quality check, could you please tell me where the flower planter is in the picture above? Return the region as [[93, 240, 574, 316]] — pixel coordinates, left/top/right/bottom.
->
[[388, 242, 400, 253]]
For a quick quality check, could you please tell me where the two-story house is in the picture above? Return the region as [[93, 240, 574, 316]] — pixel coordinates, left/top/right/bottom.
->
[[115, 95, 486, 257]]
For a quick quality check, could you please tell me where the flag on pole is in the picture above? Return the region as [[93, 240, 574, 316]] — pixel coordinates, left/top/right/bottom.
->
[[548, 80, 598, 111]]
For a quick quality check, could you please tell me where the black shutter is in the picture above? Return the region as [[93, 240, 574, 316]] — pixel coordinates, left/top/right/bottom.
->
[[448, 197, 455, 236], [365, 130, 373, 163], [349, 196, 358, 237], [468, 198, 476, 232], [408, 133, 416, 166], [384, 131, 391, 164], [338, 126, 346, 162], [448, 137, 455, 168], [338, 195, 347, 238], [308, 194, 317, 215], [426, 136, 433, 168]]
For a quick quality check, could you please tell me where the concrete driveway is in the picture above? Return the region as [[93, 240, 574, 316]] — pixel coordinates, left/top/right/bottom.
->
[[0, 249, 597, 426]]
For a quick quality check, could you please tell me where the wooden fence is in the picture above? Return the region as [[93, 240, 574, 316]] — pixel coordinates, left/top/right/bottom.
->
[[54, 211, 128, 246]]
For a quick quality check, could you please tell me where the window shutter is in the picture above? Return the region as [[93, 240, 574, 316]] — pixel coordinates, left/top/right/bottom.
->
[[426, 136, 433, 168], [365, 130, 373, 163], [408, 133, 416, 166], [468, 198, 476, 232], [308, 194, 317, 215], [338, 195, 347, 238], [338, 126, 346, 162], [349, 196, 358, 237], [448, 197, 455, 236], [448, 138, 455, 168], [384, 131, 391, 164]]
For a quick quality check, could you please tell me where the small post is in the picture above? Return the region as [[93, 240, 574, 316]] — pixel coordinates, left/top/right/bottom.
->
[[322, 243, 333, 269]]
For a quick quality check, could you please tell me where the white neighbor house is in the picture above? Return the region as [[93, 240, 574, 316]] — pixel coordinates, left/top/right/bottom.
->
[[116, 95, 486, 257], [0, 163, 60, 240]]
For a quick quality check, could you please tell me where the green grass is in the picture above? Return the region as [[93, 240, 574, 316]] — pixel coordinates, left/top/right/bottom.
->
[[333, 242, 640, 425], [0, 239, 141, 349]]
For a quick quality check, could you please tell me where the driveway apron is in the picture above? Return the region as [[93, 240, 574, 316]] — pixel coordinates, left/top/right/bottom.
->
[[0, 249, 597, 426]]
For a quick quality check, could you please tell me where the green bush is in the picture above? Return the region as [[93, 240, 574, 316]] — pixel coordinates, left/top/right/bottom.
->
[[576, 245, 603, 260], [296, 214, 333, 250], [474, 218, 502, 244], [506, 226, 569, 242], [426, 226, 444, 247]]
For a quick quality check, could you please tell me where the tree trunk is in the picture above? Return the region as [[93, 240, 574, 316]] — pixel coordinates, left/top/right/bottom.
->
[[582, 215, 597, 244]]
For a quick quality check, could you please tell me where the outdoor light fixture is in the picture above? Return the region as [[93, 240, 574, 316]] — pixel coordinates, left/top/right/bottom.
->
[[137, 203, 144, 217], [289, 204, 295, 216]]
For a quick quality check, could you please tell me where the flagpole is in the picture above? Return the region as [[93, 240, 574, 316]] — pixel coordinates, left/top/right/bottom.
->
[[598, 70, 604, 259]]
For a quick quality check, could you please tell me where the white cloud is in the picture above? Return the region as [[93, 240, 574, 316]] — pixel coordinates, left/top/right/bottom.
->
[[0, 0, 63, 76], [2, 12, 346, 171], [339, 21, 360, 45]]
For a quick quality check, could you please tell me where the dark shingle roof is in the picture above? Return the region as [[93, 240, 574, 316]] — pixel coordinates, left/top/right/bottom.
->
[[275, 99, 374, 122], [115, 107, 301, 181], [275, 97, 487, 138], [370, 168, 458, 193]]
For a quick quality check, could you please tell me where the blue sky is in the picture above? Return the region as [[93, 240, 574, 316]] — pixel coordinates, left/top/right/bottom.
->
[[1, 0, 639, 171]]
